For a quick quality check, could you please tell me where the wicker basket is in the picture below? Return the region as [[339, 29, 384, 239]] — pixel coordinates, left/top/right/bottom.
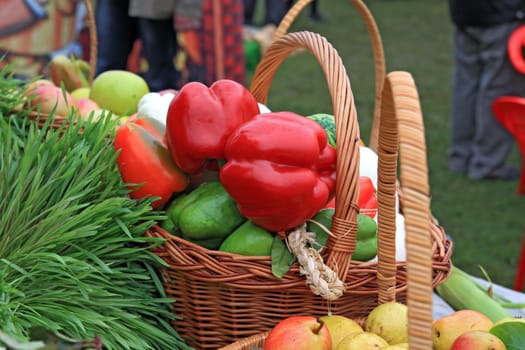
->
[[146, 30, 452, 349], [26, 0, 97, 129], [219, 68, 442, 350], [275, 0, 385, 152]]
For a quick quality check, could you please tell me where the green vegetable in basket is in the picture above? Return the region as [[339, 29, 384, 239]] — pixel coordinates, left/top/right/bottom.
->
[[164, 181, 246, 249], [219, 220, 275, 256], [307, 209, 378, 261]]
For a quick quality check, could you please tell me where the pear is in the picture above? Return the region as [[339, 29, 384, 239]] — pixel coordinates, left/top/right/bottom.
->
[[365, 302, 408, 345], [432, 309, 493, 350], [335, 332, 388, 350], [381, 344, 408, 350], [319, 315, 364, 348]]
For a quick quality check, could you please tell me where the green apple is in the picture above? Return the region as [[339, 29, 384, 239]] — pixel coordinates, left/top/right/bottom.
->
[[71, 87, 91, 100], [89, 70, 149, 116]]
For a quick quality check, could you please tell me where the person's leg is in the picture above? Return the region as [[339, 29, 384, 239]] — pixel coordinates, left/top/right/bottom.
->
[[264, 0, 287, 25], [448, 26, 481, 174], [468, 22, 525, 179], [309, 0, 326, 22], [137, 18, 181, 91], [243, 0, 257, 25], [94, 0, 137, 75]]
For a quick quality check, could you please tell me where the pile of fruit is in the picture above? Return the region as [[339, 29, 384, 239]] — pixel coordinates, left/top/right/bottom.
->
[[263, 302, 409, 350], [30, 61, 409, 277], [262, 303, 525, 350], [23, 54, 151, 124]]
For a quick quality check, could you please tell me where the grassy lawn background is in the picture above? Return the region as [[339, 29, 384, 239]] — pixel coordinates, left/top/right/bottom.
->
[[248, 0, 525, 290]]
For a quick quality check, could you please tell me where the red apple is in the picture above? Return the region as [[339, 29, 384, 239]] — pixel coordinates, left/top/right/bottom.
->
[[27, 85, 74, 116], [450, 330, 505, 350], [24, 79, 55, 97], [263, 316, 332, 350], [74, 98, 100, 120]]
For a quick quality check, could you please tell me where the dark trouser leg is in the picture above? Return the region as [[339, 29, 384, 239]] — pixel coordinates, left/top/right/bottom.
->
[[468, 22, 525, 178], [243, 0, 257, 25], [137, 18, 181, 91], [448, 27, 480, 173], [94, 0, 137, 75], [264, 0, 287, 25]]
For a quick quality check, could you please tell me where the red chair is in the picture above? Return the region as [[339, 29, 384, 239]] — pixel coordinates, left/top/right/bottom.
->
[[492, 96, 525, 291], [492, 96, 525, 195], [508, 24, 525, 75], [515, 228, 525, 291]]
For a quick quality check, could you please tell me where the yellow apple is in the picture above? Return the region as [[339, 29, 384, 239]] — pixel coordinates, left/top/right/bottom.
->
[[432, 309, 494, 350], [89, 70, 149, 116]]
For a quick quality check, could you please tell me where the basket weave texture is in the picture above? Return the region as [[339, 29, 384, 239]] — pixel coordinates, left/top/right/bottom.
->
[[146, 29, 452, 350]]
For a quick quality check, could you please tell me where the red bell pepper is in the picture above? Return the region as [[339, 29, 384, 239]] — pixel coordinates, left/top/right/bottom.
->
[[219, 111, 337, 232], [324, 176, 377, 218], [165, 79, 260, 174], [114, 117, 189, 209]]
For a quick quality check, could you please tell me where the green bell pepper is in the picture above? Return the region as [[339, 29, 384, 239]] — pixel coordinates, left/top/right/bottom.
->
[[307, 209, 378, 261]]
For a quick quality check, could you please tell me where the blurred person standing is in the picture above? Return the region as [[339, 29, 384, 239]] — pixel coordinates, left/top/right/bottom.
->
[[95, 0, 203, 91], [243, 0, 287, 26], [448, 0, 525, 180], [94, 0, 138, 75], [128, 0, 203, 91]]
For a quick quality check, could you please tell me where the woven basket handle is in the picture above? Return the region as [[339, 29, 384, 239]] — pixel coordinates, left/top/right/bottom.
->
[[274, 0, 385, 152], [250, 31, 363, 285], [377, 71, 433, 348]]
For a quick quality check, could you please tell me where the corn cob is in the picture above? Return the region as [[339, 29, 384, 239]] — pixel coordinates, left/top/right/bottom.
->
[[435, 265, 513, 322]]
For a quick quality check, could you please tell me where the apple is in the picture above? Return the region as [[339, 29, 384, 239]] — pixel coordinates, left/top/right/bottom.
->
[[432, 309, 494, 350], [71, 87, 91, 100], [263, 316, 331, 350], [89, 70, 150, 116], [27, 85, 74, 116], [74, 98, 100, 120], [319, 315, 363, 348], [24, 79, 55, 97], [450, 330, 505, 350]]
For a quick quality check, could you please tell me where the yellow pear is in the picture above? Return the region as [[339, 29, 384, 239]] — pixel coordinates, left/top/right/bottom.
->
[[319, 315, 364, 348], [381, 343, 408, 350], [432, 309, 493, 350], [336, 332, 388, 350], [365, 302, 408, 345]]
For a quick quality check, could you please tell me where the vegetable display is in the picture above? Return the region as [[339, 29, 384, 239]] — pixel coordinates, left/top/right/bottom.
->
[[219, 111, 337, 232]]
